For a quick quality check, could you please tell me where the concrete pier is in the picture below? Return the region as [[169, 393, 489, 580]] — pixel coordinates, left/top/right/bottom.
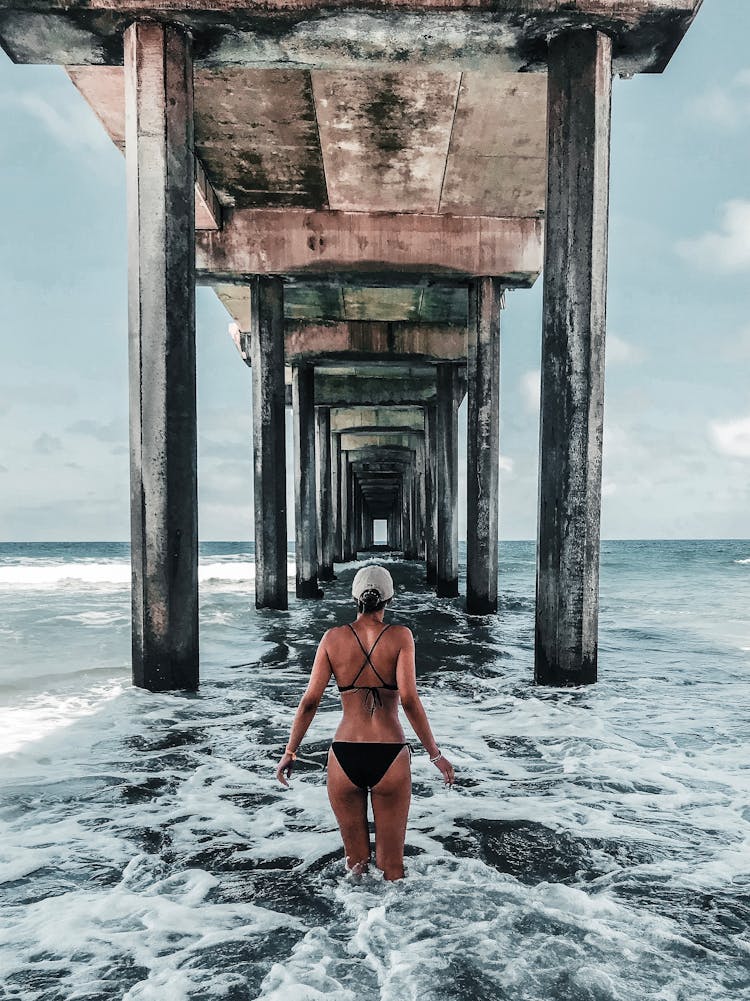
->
[[436, 364, 459, 597], [315, 406, 335, 581], [2, 1, 702, 688], [292, 364, 322, 599], [467, 278, 502, 615], [535, 29, 612, 685], [250, 277, 288, 610], [125, 22, 198, 692]]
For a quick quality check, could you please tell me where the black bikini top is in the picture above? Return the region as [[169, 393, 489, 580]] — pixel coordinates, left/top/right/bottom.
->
[[337, 622, 397, 715]]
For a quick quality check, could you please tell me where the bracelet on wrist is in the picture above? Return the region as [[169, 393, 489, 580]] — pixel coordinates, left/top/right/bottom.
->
[[285, 745, 298, 761], [429, 749, 442, 763]]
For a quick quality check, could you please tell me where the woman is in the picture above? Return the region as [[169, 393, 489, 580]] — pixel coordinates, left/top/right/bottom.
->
[[275, 564, 455, 881]]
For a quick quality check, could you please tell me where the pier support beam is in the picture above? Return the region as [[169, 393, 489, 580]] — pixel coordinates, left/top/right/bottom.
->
[[535, 29, 612, 685], [425, 403, 438, 586], [125, 21, 198, 691], [315, 406, 335, 581], [436, 364, 459, 597], [467, 278, 502, 615], [292, 363, 322, 599], [416, 436, 427, 561], [340, 449, 351, 561], [331, 431, 343, 563], [348, 462, 358, 559], [250, 277, 288, 610]]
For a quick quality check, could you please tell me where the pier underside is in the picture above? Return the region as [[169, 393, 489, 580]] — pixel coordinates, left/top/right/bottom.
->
[[0, 0, 703, 688]]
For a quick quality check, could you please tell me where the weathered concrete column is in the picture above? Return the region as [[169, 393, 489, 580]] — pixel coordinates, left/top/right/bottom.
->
[[331, 431, 343, 563], [424, 404, 438, 586], [340, 448, 350, 561], [125, 21, 197, 691], [292, 364, 322, 599], [404, 465, 418, 560], [395, 482, 404, 552], [315, 406, 335, 581], [436, 364, 459, 597], [416, 437, 427, 560], [348, 462, 358, 559], [536, 29, 612, 685], [250, 277, 288, 610], [387, 508, 397, 550], [467, 278, 502, 615]]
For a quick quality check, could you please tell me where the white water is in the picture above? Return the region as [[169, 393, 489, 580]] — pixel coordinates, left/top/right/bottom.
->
[[1, 542, 749, 999]]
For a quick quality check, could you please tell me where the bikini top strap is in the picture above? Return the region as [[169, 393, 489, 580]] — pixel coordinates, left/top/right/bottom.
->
[[345, 621, 392, 685]]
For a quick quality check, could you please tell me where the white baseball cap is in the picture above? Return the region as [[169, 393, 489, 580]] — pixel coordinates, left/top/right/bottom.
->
[[352, 564, 394, 602]]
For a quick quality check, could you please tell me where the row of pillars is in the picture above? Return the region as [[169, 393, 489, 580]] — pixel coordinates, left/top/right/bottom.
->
[[253, 295, 479, 609], [125, 21, 611, 690]]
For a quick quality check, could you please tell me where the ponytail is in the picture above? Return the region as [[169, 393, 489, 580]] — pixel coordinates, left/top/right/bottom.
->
[[358, 588, 385, 613]]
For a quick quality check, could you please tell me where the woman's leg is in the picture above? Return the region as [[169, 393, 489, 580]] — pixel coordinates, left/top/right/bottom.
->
[[326, 746, 371, 873], [370, 746, 411, 880]]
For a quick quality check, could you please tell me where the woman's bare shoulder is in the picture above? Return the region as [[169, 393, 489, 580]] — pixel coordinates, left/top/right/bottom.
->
[[388, 623, 414, 643]]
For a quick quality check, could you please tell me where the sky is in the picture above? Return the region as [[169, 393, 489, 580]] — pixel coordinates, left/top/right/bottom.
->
[[0, 0, 748, 542]]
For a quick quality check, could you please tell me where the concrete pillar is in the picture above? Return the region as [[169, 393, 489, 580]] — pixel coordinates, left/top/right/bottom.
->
[[359, 488, 369, 550], [315, 407, 335, 581], [395, 482, 404, 552], [467, 278, 502, 615], [331, 431, 343, 562], [292, 364, 322, 599], [424, 404, 438, 586], [412, 460, 421, 558], [436, 364, 459, 597], [536, 29, 612, 685], [348, 462, 358, 559], [387, 508, 397, 550], [340, 449, 350, 561], [250, 277, 288, 610], [125, 21, 198, 691], [417, 438, 427, 560], [404, 465, 418, 560]]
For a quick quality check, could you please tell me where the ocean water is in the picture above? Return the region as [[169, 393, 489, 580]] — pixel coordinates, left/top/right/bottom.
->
[[0, 540, 748, 1001]]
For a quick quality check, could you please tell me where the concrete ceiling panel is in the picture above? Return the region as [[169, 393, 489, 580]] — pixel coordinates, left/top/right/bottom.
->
[[312, 70, 460, 213], [440, 73, 548, 216], [194, 68, 327, 208], [342, 286, 423, 322], [285, 284, 345, 320], [419, 287, 469, 324]]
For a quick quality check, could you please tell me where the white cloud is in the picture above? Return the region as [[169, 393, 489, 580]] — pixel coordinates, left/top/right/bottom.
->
[[3, 90, 111, 160], [606, 333, 646, 365], [499, 453, 514, 474], [676, 200, 750, 273], [709, 415, 750, 458], [33, 433, 62, 455], [602, 479, 617, 498], [520, 369, 540, 413], [690, 85, 743, 129], [687, 69, 750, 129], [719, 325, 750, 361]]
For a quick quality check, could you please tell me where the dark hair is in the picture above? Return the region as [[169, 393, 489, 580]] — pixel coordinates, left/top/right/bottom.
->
[[357, 588, 387, 614]]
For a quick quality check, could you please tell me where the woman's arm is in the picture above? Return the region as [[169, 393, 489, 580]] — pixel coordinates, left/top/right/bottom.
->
[[275, 630, 333, 787], [395, 628, 455, 787]]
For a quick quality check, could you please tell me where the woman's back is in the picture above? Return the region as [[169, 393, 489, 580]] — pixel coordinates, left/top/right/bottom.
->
[[327, 620, 411, 742]]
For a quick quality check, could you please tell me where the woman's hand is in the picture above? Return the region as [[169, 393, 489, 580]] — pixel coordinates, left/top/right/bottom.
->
[[433, 753, 455, 788], [275, 752, 295, 787]]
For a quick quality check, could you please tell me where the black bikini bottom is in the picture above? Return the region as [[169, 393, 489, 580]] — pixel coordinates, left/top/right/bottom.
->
[[330, 741, 411, 790]]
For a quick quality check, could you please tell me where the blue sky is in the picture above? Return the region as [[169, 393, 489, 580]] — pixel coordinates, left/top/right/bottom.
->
[[0, 0, 747, 541]]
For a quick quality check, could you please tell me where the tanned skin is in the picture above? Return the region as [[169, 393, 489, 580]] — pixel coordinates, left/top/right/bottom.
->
[[275, 602, 455, 880]]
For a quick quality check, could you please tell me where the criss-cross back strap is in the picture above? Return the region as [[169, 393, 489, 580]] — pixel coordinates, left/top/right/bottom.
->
[[345, 622, 392, 686]]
